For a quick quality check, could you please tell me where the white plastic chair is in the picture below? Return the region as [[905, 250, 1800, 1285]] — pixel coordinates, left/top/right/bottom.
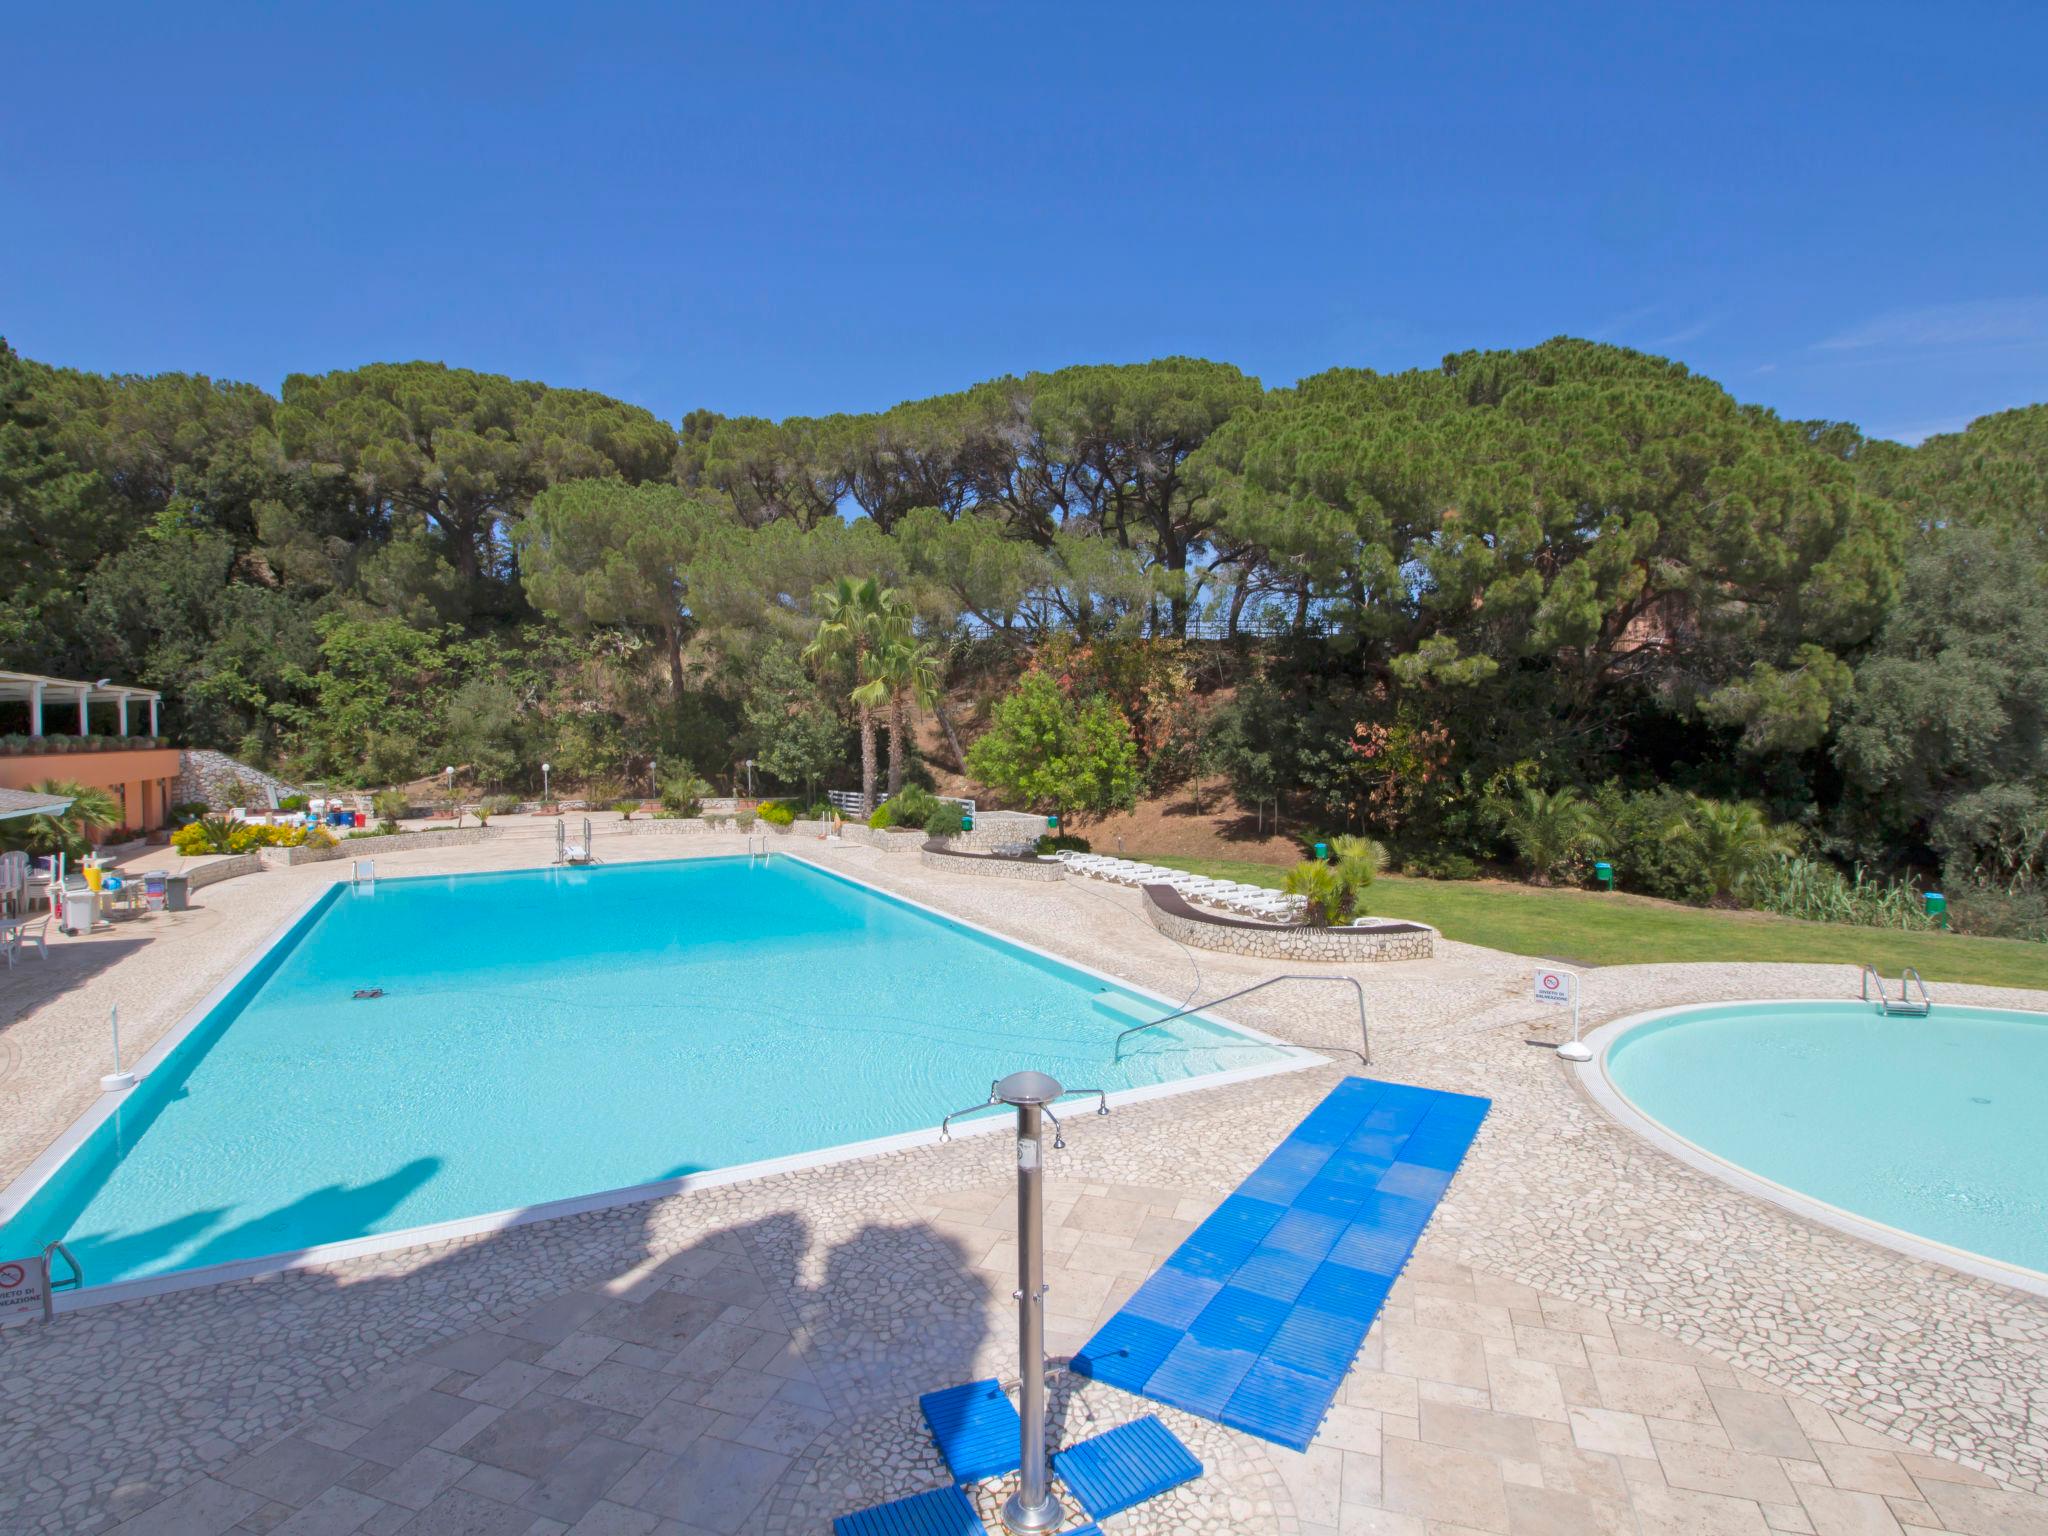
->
[[4, 915, 49, 965]]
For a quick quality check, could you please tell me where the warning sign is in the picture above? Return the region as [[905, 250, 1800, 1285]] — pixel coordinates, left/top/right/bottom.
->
[[1532, 969, 1575, 1005], [0, 1256, 46, 1326]]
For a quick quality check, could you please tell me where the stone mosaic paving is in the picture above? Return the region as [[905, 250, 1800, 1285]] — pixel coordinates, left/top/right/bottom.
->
[[0, 833, 2043, 1534]]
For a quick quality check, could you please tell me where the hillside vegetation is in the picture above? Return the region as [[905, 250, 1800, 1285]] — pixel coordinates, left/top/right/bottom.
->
[[2, 337, 2042, 940]]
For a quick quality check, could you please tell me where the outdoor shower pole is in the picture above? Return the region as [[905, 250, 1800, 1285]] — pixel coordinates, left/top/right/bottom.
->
[[996, 1070, 1062, 1535]]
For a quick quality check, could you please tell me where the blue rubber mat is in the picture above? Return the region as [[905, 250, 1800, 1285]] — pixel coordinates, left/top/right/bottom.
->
[[1071, 1077, 1489, 1451], [1053, 1415, 1202, 1520], [832, 1482, 982, 1536], [919, 1377, 1020, 1484]]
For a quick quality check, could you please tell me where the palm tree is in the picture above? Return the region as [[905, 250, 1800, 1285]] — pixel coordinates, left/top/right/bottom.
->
[[1329, 833, 1387, 888], [31, 779, 122, 846], [1499, 786, 1597, 885], [803, 577, 894, 814], [1677, 797, 1795, 904], [1281, 860, 1344, 926], [876, 604, 946, 797]]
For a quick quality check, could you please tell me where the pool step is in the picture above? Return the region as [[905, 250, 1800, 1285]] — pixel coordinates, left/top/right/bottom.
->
[[1092, 992, 1166, 1033]]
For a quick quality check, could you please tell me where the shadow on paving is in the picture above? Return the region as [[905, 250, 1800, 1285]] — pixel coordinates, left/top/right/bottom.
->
[[0, 934, 154, 1040], [1, 1184, 995, 1536]]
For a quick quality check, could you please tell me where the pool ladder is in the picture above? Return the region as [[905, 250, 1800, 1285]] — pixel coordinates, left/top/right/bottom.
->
[[746, 830, 769, 863], [1861, 963, 1931, 1016]]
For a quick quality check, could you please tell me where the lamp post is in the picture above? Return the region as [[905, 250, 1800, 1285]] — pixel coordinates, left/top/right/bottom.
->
[[541, 763, 551, 805], [744, 759, 755, 798]]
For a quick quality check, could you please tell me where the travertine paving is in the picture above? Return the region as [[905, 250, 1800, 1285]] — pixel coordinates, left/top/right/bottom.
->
[[1, 831, 2044, 1534]]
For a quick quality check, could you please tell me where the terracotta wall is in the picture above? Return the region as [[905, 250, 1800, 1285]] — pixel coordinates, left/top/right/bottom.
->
[[0, 746, 184, 831]]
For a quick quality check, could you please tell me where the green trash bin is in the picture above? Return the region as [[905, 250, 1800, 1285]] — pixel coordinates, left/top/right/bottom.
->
[[1593, 859, 1615, 891], [1925, 890, 1947, 930], [1314, 841, 1330, 861]]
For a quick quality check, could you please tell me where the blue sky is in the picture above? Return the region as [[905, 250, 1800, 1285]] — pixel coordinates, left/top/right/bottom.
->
[[5, 2, 2044, 443]]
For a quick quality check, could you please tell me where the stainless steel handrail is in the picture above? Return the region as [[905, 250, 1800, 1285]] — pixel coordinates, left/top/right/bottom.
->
[[1113, 974, 1369, 1064], [1861, 962, 1931, 1015], [1898, 966, 1932, 1013]]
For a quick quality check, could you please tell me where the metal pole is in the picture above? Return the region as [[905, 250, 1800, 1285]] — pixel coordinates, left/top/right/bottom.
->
[[1000, 1071, 1061, 1535], [101, 1004, 136, 1092]]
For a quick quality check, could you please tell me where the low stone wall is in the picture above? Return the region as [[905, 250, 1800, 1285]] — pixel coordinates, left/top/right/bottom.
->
[[184, 852, 266, 891], [588, 818, 715, 838], [259, 826, 500, 867], [918, 844, 1067, 881], [1141, 883, 1436, 962], [837, 824, 926, 853]]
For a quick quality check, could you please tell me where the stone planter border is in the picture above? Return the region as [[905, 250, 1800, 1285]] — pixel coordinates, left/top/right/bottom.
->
[[258, 826, 499, 867], [918, 843, 1067, 881], [1140, 882, 1436, 962], [184, 852, 266, 891]]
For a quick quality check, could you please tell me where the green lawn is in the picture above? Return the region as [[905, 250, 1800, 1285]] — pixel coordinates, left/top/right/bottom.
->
[[1142, 855, 2048, 991]]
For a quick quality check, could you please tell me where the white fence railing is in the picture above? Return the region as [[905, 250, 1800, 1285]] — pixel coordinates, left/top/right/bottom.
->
[[826, 790, 975, 818]]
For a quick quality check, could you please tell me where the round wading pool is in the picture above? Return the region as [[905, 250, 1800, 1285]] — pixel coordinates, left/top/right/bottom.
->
[[1582, 1000, 2048, 1291]]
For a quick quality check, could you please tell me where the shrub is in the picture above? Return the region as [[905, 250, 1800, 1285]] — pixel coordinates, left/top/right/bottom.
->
[[171, 821, 216, 855], [1671, 797, 1796, 904], [612, 797, 640, 818], [276, 794, 309, 812], [1036, 832, 1091, 854], [735, 809, 757, 830], [888, 784, 942, 825], [481, 794, 522, 817], [1587, 783, 1709, 903], [867, 803, 895, 828], [929, 805, 968, 839], [1746, 855, 1934, 930], [1401, 850, 1482, 880], [758, 800, 797, 828], [1946, 880, 2048, 942], [1494, 786, 1598, 884], [168, 800, 211, 825], [660, 774, 711, 816], [370, 790, 410, 827]]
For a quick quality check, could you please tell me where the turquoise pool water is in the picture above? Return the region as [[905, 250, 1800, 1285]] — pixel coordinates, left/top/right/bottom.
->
[[1606, 1000, 2048, 1275], [0, 855, 1291, 1289]]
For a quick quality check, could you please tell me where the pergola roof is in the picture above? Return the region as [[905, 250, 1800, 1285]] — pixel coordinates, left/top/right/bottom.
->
[[0, 786, 76, 822], [0, 670, 161, 706]]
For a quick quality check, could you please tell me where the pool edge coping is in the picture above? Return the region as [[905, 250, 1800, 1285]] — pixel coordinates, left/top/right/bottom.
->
[[0, 882, 339, 1232], [1572, 998, 2048, 1301], [18, 846, 1331, 1311]]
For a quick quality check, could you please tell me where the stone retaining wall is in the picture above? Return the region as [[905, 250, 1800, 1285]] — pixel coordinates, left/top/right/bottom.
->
[[172, 749, 303, 812], [951, 810, 1049, 854], [918, 845, 1067, 881], [1140, 883, 1436, 962]]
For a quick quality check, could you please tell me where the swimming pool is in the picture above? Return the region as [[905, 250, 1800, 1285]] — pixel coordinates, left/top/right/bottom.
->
[[1594, 1000, 2048, 1285], [0, 855, 1302, 1293]]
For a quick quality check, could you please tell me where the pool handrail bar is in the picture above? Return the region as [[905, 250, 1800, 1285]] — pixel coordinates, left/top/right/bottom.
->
[[1113, 974, 1369, 1065]]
